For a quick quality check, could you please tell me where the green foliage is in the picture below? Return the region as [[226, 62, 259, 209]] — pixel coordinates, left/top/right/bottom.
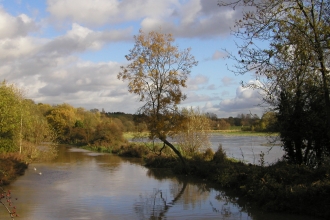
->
[[145, 148, 330, 218], [213, 144, 227, 164], [220, 0, 330, 166], [203, 148, 214, 161], [0, 81, 22, 152], [0, 139, 16, 153]]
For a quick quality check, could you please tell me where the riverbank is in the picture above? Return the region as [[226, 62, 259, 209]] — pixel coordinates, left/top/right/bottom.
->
[[123, 130, 276, 139], [143, 148, 330, 219], [80, 141, 329, 219], [0, 154, 28, 186]]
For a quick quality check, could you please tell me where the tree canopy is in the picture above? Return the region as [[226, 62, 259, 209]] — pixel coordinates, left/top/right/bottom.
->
[[118, 30, 198, 165], [219, 0, 330, 166]]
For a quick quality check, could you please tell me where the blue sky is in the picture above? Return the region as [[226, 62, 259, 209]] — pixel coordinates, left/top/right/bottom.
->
[[0, 0, 265, 118]]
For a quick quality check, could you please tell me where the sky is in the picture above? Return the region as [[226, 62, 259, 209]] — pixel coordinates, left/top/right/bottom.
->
[[0, 0, 266, 118]]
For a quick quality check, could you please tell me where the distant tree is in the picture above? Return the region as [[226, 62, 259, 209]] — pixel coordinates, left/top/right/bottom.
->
[[82, 110, 101, 143], [90, 108, 99, 113], [92, 118, 125, 148], [217, 119, 231, 130], [259, 111, 277, 132], [46, 103, 77, 142], [118, 30, 198, 165], [205, 112, 218, 120]]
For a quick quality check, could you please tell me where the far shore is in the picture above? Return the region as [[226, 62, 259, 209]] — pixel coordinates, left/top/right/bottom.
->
[[123, 130, 278, 140]]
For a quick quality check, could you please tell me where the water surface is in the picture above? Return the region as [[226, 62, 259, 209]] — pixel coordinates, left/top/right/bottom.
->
[[209, 134, 284, 165], [1, 145, 314, 220]]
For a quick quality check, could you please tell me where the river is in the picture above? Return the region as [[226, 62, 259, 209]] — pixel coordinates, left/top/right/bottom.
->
[[209, 133, 284, 165], [1, 139, 316, 220]]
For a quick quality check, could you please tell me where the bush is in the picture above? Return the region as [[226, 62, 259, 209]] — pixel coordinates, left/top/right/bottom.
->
[[0, 154, 27, 185], [213, 144, 227, 163], [118, 143, 149, 158], [203, 148, 214, 161]]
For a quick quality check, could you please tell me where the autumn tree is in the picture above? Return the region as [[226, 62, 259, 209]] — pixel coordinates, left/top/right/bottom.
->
[[219, 0, 330, 165], [118, 30, 198, 165], [175, 107, 211, 156], [91, 118, 125, 148], [46, 103, 77, 143]]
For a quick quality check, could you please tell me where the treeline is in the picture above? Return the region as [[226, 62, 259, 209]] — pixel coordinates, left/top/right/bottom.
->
[[0, 81, 56, 159], [0, 81, 152, 155], [0, 80, 276, 158], [206, 112, 277, 132]]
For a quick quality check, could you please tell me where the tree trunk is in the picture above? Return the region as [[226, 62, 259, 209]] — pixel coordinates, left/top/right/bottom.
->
[[159, 137, 186, 168]]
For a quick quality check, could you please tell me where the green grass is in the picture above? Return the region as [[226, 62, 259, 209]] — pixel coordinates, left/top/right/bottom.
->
[[123, 132, 149, 140]]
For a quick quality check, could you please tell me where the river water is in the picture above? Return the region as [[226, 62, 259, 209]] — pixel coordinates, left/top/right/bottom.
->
[[1, 136, 316, 220], [209, 134, 284, 165]]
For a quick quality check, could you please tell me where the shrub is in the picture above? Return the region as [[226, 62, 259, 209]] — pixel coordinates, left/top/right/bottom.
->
[[213, 144, 227, 163], [203, 148, 214, 161]]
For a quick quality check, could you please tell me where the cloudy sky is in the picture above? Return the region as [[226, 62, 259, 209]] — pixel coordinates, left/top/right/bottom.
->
[[0, 0, 265, 118]]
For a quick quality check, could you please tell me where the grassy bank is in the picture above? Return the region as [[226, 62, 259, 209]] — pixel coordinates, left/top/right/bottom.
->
[[81, 142, 158, 158]]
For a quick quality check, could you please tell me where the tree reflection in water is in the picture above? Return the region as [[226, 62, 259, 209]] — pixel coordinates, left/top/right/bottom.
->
[[134, 169, 248, 220], [134, 181, 187, 219]]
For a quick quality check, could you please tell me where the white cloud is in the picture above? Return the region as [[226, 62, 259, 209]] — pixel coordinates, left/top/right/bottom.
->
[[212, 50, 226, 60], [47, 0, 119, 26], [47, 0, 242, 39], [186, 74, 209, 91], [0, 1, 263, 116], [0, 7, 38, 39], [180, 0, 202, 25], [47, 0, 178, 27], [220, 86, 262, 110], [221, 76, 235, 86], [0, 37, 40, 59], [207, 84, 217, 90], [43, 23, 132, 56], [140, 0, 240, 39], [199, 84, 265, 118]]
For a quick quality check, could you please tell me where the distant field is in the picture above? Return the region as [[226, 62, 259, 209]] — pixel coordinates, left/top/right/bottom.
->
[[123, 132, 149, 140], [124, 130, 278, 139]]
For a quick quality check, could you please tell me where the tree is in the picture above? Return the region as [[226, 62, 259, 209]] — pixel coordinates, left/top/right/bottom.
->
[[0, 82, 56, 160], [219, 0, 330, 165], [0, 81, 22, 152], [46, 103, 77, 143], [118, 30, 198, 165], [175, 107, 211, 156], [92, 118, 125, 148]]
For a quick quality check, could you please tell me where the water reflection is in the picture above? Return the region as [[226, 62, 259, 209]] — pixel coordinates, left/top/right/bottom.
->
[[137, 169, 252, 220], [135, 183, 188, 219], [1, 146, 316, 220]]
